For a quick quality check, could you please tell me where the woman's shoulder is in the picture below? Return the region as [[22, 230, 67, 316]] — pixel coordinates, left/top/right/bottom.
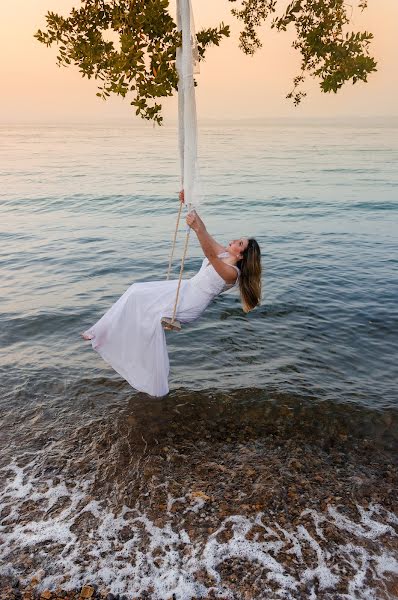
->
[[203, 251, 227, 263], [218, 253, 240, 273]]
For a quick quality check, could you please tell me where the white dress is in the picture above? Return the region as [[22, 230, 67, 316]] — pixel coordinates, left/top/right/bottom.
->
[[83, 252, 240, 397]]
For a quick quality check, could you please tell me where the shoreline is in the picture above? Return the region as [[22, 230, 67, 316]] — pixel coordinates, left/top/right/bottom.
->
[[1, 391, 397, 599]]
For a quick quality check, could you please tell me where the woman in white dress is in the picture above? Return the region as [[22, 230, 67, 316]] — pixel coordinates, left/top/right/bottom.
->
[[81, 193, 262, 397]]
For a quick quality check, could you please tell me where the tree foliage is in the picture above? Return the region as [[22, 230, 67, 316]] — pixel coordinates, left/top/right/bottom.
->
[[35, 0, 229, 124], [230, 0, 376, 105], [35, 0, 376, 124]]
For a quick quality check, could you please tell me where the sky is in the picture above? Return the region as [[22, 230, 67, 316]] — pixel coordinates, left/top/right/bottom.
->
[[1, 0, 397, 123]]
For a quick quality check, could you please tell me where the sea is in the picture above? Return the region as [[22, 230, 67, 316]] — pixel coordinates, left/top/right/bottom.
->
[[0, 118, 397, 599]]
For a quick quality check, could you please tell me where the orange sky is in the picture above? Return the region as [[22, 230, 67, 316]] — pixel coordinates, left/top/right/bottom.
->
[[1, 0, 397, 123]]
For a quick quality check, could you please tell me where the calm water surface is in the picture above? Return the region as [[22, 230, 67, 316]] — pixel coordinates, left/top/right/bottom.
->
[[1, 119, 397, 406]]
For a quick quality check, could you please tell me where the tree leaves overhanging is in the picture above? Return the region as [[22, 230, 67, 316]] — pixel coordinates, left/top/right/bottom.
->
[[35, 0, 376, 124], [230, 0, 376, 105]]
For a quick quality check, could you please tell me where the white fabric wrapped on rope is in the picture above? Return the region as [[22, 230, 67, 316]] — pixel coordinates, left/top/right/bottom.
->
[[177, 0, 202, 211], [163, 0, 202, 330]]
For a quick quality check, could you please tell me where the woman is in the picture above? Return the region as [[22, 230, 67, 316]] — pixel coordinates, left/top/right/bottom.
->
[[81, 192, 262, 397]]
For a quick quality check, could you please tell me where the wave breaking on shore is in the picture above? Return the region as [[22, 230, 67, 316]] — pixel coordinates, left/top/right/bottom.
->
[[0, 389, 397, 598]]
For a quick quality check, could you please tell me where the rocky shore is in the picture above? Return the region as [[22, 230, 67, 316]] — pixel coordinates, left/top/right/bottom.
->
[[1, 581, 145, 600], [1, 390, 397, 599]]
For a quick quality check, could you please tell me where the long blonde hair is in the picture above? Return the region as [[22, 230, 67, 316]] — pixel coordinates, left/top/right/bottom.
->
[[237, 238, 262, 313]]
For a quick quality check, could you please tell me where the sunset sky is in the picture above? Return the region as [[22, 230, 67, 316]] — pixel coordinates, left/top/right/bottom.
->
[[1, 0, 397, 123]]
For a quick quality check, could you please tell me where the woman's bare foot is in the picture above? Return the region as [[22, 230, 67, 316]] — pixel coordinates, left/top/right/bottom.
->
[[80, 332, 93, 340]]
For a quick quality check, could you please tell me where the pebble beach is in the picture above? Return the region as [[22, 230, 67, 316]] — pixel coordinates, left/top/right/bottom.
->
[[1, 391, 397, 599]]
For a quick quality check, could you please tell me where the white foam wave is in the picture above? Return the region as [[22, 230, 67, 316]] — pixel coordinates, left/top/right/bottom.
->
[[0, 460, 397, 599]]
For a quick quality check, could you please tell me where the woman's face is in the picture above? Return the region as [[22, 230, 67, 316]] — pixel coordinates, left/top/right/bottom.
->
[[228, 237, 249, 258]]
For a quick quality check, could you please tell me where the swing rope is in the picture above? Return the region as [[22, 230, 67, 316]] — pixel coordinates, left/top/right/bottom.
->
[[166, 198, 184, 281], [163, 199, 188, 331], [171, 226, 191, 321], [161, 216, 191, 331], [161, 0, 200, 332]]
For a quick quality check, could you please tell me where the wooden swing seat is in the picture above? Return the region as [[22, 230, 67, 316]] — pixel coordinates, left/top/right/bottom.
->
[[161, 317, 182, 331]]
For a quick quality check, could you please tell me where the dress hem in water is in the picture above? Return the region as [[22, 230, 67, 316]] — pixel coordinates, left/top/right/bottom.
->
[[88, 335, 169, 398]]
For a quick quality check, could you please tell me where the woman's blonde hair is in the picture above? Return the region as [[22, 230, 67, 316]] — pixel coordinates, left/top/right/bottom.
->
[[237, 238, 262, 313]]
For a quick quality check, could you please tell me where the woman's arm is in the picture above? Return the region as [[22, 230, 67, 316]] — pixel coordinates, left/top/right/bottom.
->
[[203, 230, 228, 256], [186, 210, 237, 285], [180, 190, 227, 256]]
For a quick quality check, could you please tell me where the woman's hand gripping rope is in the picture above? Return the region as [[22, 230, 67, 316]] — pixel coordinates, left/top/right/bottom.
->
[[186, 209, 205, 234]]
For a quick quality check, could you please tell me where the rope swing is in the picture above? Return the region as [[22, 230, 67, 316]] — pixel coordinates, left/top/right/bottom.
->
[[161, 0, 201, 332]]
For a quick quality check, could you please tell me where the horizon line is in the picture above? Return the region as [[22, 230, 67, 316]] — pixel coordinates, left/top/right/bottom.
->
[[1, 114, 398, 126]]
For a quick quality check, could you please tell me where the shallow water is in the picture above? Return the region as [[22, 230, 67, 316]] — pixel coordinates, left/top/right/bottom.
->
[[1, 389, 397, 598], [0, 120, 397, 598]]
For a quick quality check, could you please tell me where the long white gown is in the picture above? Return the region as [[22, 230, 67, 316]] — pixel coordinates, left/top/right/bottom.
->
[[83, 252, 240, 397]]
